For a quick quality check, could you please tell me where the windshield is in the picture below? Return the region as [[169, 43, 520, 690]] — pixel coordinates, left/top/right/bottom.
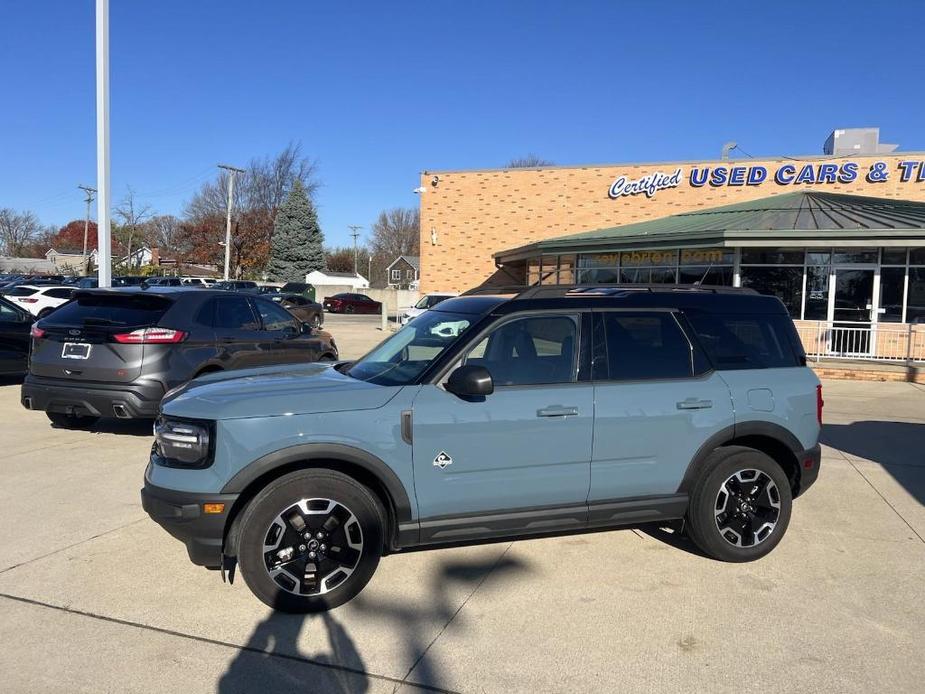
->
[[346, 310, 474, 386]]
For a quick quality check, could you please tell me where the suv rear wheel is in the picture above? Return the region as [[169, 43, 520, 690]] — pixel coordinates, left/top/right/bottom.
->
[[236, 469, 384, 612], [686, 446, 792, 562], [46, 411, 99, 429]]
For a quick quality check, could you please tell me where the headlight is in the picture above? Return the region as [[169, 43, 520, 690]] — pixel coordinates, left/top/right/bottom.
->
[[153, 416, 214, 467]]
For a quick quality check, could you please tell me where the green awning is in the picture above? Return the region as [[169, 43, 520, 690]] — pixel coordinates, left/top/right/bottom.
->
[[495, 192, 925, 261]]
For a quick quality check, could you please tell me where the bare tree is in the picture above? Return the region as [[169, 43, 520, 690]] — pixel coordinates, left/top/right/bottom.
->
[[370, 208, 420, 260], [183, 142, 320, 276], [506, 154, 555, 168], [144, 214, 185, 256], [0, 208, 41, 256], [114, 187, 152, 269]]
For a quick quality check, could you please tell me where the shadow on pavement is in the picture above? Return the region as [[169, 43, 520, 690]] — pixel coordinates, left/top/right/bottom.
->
[[822, 421, 925, 506], [351, 552, 530, 691], [218, 553, 529, 693], [218, 611, 370, 694]]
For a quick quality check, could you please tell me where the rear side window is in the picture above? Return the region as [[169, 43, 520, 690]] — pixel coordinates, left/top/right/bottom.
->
[[601, 312, 694, 380], [47, 294, 171, 326], [45, 288, 73, 299], [210, 297, 259, 330], [6, 287, 38, 297], [686, 312, 801, 369]]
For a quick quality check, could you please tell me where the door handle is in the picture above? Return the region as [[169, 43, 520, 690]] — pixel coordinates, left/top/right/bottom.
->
[[676, 399, 713, 410], [537, 406, 579, 418]]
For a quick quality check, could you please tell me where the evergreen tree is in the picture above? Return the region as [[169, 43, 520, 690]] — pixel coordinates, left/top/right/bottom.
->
[[266, 180, 324, 281]]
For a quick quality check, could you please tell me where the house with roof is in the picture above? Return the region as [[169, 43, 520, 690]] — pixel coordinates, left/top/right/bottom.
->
[[386, 255, 419, 289]]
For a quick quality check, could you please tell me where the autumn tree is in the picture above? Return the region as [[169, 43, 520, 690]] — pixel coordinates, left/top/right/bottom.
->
[[266, 180, 324, 281], [48, 220, 99, 254], [325, 245, 368, 274], [0, 208, 41, 256]]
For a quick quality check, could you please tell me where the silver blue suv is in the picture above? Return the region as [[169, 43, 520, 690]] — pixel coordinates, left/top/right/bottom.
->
[[142, 285, 822, 612]]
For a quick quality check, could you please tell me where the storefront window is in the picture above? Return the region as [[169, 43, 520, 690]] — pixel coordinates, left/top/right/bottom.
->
[[579, 253, 620, 269], [558, 255, 576, 284], [909, 268, 925, 323], [679, 248, 734, 266], [804, 265, 830, 320], [740, 266, 803, 318], [807, 251, 831, 266], [879, 267, 905, 323], [833, 248, 878, 264], [540, 256, 558, 285], [911, 249, 925, 265], [740, 248, 805, 265], [527, 258, 541, 286], [678, 266, 734, 286], [881, 249, 908, 265], [578, 268, 620, 283], [620, 249, 678, 267]]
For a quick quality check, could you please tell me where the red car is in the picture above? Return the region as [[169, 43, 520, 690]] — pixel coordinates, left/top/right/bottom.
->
[[323, 292, 382, 314]]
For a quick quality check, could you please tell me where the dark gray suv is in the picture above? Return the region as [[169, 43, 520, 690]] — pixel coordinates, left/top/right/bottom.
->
[[21, 287, 338, 427]]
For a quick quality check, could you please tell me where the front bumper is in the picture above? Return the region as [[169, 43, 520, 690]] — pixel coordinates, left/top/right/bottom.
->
[[22, 374, 164, 419], [795, 443, 821, 497], [141, 478, 238, 568]]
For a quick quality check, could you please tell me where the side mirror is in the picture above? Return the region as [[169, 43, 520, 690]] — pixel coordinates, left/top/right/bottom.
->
[[445, 364, 493, 398], [283, 324, 299, 338]]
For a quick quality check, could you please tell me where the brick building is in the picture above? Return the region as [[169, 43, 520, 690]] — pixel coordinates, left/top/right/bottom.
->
[[418, 128, 925, 361]]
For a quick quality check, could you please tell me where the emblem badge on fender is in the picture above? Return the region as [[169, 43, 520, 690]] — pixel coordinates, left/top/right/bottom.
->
[[433, 451, 452, 469]]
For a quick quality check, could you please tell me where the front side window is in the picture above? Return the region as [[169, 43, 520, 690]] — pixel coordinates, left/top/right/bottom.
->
[[462, 314, 578, 386], [601, 312, 693, 380], [212, 297, 259, 330], [346, 310, 474, 386], [255, 299, 296, 331]]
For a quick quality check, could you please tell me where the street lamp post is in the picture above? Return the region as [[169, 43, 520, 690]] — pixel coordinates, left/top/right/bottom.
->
[[95, 0, 111, 287]]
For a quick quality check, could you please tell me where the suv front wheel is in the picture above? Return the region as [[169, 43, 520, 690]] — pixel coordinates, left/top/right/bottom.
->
[[686, 447, 793, 562], [236, 469, 384, 612]]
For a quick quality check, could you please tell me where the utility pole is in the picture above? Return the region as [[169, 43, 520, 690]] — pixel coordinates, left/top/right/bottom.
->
[[78, 185, 96, 275], [348, 225, 363, 276], [95, 0, 111, 287], [218, 163, 245, 280]]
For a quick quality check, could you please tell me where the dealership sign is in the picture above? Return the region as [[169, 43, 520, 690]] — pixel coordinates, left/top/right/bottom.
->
[[608, 160, 925, 200]]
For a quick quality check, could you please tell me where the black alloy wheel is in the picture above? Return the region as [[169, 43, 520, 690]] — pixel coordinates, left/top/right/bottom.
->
[[686, 447, 793, 562], [237, 469, 384, 612]]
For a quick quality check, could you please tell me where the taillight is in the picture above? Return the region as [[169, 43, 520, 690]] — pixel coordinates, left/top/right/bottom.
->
[[20, 298, 38, 303], [816, 384, 824, 425], [30, 325, 46, 339], [113, 327, 187, 344]]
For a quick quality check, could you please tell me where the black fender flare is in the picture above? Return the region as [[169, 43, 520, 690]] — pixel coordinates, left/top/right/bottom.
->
[[220, 443, 414, 529], [676, 422, 803, 494]]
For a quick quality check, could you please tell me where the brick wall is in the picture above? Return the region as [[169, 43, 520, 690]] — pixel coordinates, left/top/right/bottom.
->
[[419, 153, 925, 293]]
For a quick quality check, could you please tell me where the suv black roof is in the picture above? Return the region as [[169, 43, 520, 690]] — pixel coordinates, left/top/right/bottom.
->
[[446, 283, 786, 316]]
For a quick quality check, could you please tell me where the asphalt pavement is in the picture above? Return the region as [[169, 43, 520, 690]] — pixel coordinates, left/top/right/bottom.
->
[[0, 316, 922, 692]]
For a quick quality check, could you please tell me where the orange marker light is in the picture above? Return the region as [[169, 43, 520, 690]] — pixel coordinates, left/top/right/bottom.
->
[[203, 503, 225, 514]]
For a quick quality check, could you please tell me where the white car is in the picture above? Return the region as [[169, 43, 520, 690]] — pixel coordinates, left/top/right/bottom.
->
[[3, 285, 75, 318], [180, 277, 217, 287], [400, 292, 458, 325]]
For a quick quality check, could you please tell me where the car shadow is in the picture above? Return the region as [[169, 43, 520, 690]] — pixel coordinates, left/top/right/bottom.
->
[[217, 552, 529, 693], [636, 522, 712, 559], [45, 417, 153, 437], [821, 421, 925, 506]]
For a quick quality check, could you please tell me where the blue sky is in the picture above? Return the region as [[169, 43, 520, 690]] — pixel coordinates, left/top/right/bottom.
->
[[2, 1, 924, 247]]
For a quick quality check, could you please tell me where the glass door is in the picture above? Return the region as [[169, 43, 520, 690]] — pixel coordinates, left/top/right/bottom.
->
[[831, 269, 875, 355]]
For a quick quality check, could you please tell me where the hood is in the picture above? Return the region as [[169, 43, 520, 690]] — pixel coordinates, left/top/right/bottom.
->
[[161, 362, 399, 420]]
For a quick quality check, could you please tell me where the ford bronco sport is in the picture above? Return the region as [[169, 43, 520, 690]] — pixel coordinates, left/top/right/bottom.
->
[[142, 285, 822, 612]]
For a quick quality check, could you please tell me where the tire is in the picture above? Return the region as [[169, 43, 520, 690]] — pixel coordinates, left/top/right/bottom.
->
[[236, 469, 385, 612], [37, 308, 53, 319], [319, 354, 336, 362], [46, 411, 99, 429], [344, 305, 355, 314], [686, 446, 792, 563]]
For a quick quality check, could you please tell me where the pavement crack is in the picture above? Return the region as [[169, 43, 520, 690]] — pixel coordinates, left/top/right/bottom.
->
[[0, 592, 458, 694], [396, 542, 515, 693], [845, 458, 925, 545], [0, 516, 148, 575]]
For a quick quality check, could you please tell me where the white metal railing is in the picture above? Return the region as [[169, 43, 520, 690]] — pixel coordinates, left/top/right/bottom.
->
[[798, 321, 925, 363]]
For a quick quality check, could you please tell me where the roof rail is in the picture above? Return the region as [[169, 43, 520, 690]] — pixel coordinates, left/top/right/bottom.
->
[[462, 283, 760, 298]]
